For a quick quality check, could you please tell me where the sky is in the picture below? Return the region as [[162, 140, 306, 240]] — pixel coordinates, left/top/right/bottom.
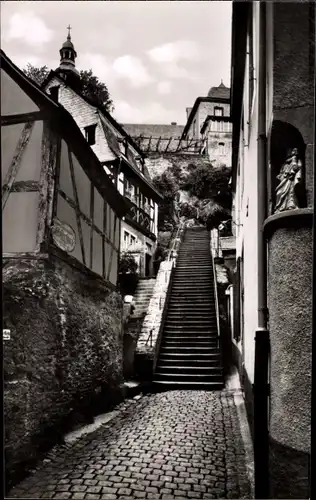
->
[[1, 1, 232, 125]]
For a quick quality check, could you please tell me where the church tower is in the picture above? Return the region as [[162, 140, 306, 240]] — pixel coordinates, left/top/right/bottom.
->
[[58, 25, 79, 75]]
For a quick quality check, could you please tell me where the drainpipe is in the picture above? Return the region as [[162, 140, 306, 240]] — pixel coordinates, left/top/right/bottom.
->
[[253, 1, 270, 498], [311, 7, 316, 496]]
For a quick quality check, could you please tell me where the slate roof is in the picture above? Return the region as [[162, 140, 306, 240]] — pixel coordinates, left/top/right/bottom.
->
[[208, 82, 230, 100]]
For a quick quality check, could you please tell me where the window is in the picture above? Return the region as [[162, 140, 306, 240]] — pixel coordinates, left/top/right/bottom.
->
[[84, 124, 97, 146], [49, 86, 59, 102], [218, 142, 225, 155], [124, 231, 129, 249], [214, 107, 224, 117], [130, 235, 136, 248]]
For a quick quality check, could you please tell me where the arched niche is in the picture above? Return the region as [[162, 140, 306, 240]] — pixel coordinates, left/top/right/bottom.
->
[[269, 120, 306, 214]]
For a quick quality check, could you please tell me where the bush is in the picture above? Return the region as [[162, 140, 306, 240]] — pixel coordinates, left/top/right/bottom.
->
[[182, 164, 232, 208], [118, 252, 138, 275]]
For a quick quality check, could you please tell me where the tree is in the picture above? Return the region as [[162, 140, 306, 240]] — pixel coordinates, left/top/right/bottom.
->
[[182, 164, 231, 208], [24, 64, 50, 86], [23, 64, 114, 112], [152, 171, 179, 231], [79, 69, 113, 112]]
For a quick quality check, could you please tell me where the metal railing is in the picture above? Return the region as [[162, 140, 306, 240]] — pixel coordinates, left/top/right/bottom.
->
[[167, 219, 186, 262]]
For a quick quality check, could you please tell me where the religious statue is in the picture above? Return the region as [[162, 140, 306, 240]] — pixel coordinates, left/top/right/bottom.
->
[[274, 148, 304, 213]]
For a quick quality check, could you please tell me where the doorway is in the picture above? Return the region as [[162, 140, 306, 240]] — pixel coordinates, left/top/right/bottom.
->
[[145, 253, 152, 277]]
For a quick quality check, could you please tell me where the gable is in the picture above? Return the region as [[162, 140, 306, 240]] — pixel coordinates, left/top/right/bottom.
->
[[1, 68, 40, 116]]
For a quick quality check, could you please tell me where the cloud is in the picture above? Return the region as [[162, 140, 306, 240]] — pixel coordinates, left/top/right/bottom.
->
[[78, 53, 113, 82], [78, 53, 154, 91], [4, 12, 54, 47], [113, 100, 179, 124], [147, 40, 200, 64], [157, 81, 172, 95], [113, 55, 154, 88]]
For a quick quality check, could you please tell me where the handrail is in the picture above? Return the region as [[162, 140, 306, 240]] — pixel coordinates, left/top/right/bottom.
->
[[167, 219, 186, 262], [210, 232, 221, 339]]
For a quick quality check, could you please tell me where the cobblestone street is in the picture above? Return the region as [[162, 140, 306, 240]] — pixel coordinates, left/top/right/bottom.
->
[[8, 390, 252, 499]]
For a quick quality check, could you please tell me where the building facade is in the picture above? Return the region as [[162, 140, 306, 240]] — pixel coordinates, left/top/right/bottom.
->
[[1, 50, 128, 484], [181, 83, 232, 167], [230, 1, 314, 498], [43, 31, 162, 277]]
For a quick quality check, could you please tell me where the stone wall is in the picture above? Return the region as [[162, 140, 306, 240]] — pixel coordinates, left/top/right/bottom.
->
[[144, 152, 213, 179], [266, 215, 312, 499], [136, 261, 174, 352], [3, 254, 123, 487]]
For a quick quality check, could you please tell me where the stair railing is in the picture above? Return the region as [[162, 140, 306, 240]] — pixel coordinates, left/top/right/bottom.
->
[[210, 233, 221, 340], [167, 219, 186, 263]]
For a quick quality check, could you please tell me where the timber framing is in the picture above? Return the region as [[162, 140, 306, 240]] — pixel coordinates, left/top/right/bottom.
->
[[2, 121, 35, 210], [1, 49, 125, 286], [68, 147, 86, 265], [1, 50, 129, 219], [58, 189, 117, 250], [1, 110, 50, 126], [6, 180, 40, 192]]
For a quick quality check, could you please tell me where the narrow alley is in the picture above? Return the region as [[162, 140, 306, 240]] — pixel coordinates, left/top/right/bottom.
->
[[8, 389, 253, 500]]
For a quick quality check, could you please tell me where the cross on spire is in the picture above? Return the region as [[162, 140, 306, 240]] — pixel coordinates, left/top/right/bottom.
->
[[67, 24, 72, 39]]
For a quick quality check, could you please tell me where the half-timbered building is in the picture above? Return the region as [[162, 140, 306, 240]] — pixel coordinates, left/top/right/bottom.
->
[[42, 30, 163, 277], [1, 49, 128, 484], [1, 50, 127, 284]]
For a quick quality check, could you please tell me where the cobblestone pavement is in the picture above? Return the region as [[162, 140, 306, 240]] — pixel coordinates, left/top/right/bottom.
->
[[8, 391, 252, 499]]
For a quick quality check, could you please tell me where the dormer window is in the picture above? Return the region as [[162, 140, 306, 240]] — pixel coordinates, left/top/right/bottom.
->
[[49, 86, 59, 102], [214, 106, 224, 116], [84, 124, 97, 145]]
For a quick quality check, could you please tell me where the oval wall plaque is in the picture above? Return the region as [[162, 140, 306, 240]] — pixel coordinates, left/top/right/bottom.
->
[[51, 218, 76, 252]]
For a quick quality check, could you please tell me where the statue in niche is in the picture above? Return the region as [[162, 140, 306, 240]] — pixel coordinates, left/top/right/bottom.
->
[[274, 147, 304, 213]]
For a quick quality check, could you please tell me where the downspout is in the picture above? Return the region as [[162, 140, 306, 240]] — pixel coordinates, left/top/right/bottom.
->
[[254, 1, 270, 499], [311, 6, 316, 496]]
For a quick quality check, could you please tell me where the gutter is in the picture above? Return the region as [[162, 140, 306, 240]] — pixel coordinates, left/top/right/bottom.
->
[[253, 2, 270, 498]]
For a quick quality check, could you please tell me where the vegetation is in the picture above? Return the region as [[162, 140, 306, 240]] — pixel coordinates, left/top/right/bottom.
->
[[152, 171, 179, 231], [23, 64, 114, 112], [118, 252, 138, 275], [183, 163, 231, 205], [153, 161, 232, 231]]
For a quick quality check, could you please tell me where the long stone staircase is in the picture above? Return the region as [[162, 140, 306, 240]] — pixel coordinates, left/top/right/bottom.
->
[[153, 227, 224, 389]]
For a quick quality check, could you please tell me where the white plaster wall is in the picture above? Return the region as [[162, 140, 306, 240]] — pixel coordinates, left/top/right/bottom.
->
[[233, 7, 261, 384]]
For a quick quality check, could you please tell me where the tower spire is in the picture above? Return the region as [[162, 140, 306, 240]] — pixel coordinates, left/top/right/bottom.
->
[[58, 25, 79, 75]]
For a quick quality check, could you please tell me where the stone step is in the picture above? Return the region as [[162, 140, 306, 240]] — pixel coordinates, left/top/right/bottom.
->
[[159, 352, 220, 360], [159, 355, 221, 364], [154, 372, 223, 383], [152, 380, 224, 390], [160, 345, 219, 352], [161, 340, 218, 348], [156, 366, 222, 375], [166, 314, 216, 320]]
